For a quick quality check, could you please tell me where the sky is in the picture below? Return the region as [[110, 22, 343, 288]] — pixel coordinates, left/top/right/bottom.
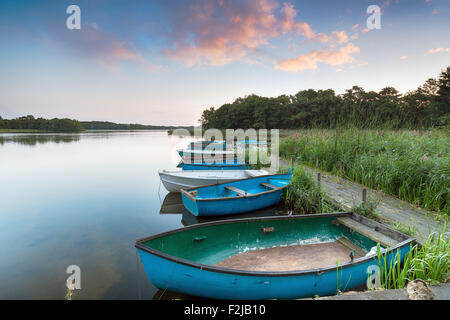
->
[[0, 0, 449, 126]]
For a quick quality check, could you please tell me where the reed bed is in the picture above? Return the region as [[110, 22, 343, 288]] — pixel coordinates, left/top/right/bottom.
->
[[280, 129, 450, 216], [376, 224, 449, 289], [283, 166, 341, 214]]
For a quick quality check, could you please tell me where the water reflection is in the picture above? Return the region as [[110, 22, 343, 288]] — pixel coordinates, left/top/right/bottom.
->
[[0, 131, 197, 299], [180, 204, 287, 226], [0, 134, 81, 145], [153, 289, 204, 300], [159, 192, 184, 214], [0, 131, 284, 300]]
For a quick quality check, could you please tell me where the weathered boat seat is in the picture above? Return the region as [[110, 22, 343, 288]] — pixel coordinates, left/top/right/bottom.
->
[[260, 182, 279, 189], [335, 217, 397, 248], [225, 186, 249, 196]]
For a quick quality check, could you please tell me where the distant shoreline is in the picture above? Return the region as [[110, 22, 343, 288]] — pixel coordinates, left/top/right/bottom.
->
[[0, 116, 195, 133], [0, 129, 52, 133], [0, 128, 177, 134]]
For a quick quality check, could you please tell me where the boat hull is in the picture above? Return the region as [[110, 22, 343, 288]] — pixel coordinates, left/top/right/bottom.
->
[[159, 170, 268, 192], [177, 149, 235, 158], [181, 173, 292, 216], [182, 188, 286, 216], [137, 245, 410, 299], [179, 162, 250, 170]]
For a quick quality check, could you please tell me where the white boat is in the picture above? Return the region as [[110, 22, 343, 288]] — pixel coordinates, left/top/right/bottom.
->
[[158, 169, 269, 192]]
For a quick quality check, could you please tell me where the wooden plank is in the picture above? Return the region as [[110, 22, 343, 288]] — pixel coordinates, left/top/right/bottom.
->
[[225, 186, 248, 196], [336, 237, 367, 257], [336, 217, 397, 248], [181, 189, 197, 202], [351, 214, 408, 243], [260, 182, 279, 189]]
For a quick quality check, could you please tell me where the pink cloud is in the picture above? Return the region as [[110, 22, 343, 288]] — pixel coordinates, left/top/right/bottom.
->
[[165, 0, 352, 67], [280, 2, 349, 44], [275, 43, 360, 72], [331, 30, 349, 44], [280, 2, 314, 38], [427, 47, 450, 54], [165, 0, 281, 66]]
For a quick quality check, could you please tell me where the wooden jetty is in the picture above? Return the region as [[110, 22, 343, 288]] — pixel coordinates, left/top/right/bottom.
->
[[279, 158, 446, 244]]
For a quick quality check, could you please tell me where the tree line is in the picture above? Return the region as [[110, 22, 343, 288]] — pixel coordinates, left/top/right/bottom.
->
[[80, 121, 193, 131], [0, 116, 194, 133], [0, 115, 85, 132], [200, 66, 450, 129]]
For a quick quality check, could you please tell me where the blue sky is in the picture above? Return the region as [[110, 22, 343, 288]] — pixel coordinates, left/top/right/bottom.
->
[[0, 0, 449, 125]]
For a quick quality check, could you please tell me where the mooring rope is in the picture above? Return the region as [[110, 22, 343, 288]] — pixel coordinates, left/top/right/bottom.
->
[[158, 258, 177, 300]]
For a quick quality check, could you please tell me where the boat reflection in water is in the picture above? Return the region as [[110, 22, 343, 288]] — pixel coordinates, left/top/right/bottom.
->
[[181, 203, 287, 227], [159, 192, 184, 214]]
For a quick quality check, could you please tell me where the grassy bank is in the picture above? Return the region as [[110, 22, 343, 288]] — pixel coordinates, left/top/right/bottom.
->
[[281, 166, 341, 214], [376, 224, 449, 289], [280, 129, 449, 216]]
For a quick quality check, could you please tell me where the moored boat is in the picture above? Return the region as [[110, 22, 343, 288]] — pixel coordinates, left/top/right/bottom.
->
[[178, 161, 250, 171], [177, 148, 236, 158], [159, 169, 269, 192], [188, 141, 227, 150], [135, 212, 414, 299], [181, 171, 292, 216]]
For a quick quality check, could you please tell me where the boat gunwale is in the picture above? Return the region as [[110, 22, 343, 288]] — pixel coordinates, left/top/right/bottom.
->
[[179, 161, 249, 167], [158, 169, 267, 177], [180, 172, 292, 202], [177, 148, 236, 154], [159, 169, 268, 193], [135, 212, 415, 277]]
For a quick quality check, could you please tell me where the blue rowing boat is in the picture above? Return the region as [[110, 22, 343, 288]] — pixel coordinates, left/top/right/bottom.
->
[[178, 161, 250, 171], [181, 171, 292, 216], [188, 141, 227, 150], [135, 213, 414, 299]]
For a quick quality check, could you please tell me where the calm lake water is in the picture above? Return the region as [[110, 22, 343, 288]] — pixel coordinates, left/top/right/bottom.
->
[[0, 131, 281, 299]]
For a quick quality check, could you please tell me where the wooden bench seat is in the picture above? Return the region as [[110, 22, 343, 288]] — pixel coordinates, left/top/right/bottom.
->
[[335, 217, 397, 248], [225, 186, 249, 196], [260, 182, 279, 189]]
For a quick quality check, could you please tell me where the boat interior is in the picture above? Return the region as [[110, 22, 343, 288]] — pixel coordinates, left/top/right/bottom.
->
[[193, 176, 292, 199], [138, 214, 410, 272]]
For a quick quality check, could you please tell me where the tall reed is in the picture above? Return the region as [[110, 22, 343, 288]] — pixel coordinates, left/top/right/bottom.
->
[[376, 223, 449, 289], [280, 128, 449, 215], [284, 165, 340, 214]]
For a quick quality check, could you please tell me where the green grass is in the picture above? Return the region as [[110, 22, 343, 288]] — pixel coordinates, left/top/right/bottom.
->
[[352, 196, 380, 221], [375, 223, 449, 289], [392, 222, 419, 238], [280, 128, 450, 216], [245, 147, 272, 169], [283, 165, 341, 214]]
